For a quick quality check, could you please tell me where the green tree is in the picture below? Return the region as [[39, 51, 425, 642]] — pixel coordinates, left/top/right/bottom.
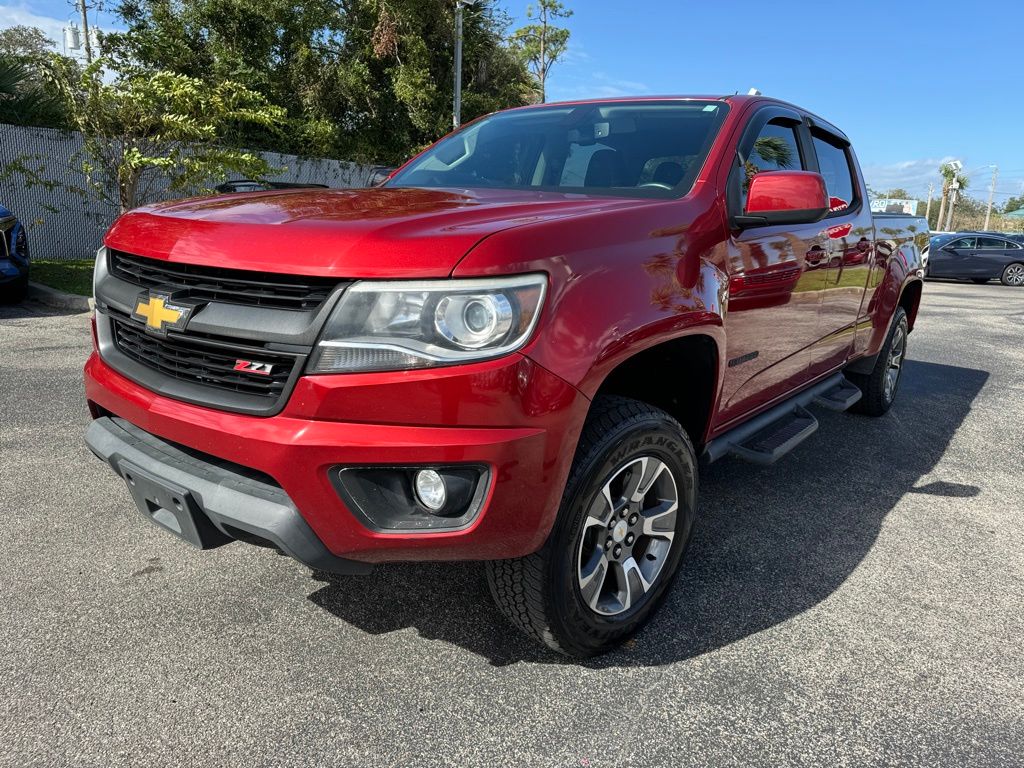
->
[[103, 0, 532, 164], [48, 57, 285, 211], [0, 55, 67, 126], [511, 0, 572, 103], [1003, 195, 1024, 214], [0, 25, 56, 62], [881, 187, 912, 199], [0, 26, 75, 127]]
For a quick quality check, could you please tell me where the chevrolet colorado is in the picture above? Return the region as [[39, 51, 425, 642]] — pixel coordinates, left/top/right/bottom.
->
[[84, 95, 927, 656]]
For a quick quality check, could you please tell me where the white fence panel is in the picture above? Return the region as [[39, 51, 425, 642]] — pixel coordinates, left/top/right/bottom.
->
[[0, 123, 373, 261]]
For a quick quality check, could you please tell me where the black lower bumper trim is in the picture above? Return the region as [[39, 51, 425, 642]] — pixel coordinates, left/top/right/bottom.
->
[[85, 416, 372, 575]]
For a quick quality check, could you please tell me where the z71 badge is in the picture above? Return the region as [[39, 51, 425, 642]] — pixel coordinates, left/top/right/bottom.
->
[[233, 360, 275, 376]]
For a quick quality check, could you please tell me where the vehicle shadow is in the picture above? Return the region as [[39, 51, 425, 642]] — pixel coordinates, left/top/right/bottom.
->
[[307, 359, 988, 667]]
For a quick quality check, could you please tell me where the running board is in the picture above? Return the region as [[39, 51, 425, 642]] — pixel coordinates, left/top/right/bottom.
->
[[704, 372, 860, 466], [729, 405, 818, 465], [813, 379, 862, 411]]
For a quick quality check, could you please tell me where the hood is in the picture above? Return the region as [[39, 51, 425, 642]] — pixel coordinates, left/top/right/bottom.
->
[[104, 187, 656, 278]]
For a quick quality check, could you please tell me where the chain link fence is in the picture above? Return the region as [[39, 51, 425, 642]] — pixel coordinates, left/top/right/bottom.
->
[[0, 123, 374, 261]]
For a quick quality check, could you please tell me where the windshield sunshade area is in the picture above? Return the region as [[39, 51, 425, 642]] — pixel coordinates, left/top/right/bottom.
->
[[387, 100, 730, 199]]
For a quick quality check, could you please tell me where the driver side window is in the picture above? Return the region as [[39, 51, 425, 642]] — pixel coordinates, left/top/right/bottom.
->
[[949, 237, 976, 250], [742, 121, 803, 207]]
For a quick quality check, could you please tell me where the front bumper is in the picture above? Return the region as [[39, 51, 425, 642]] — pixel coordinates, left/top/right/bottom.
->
[[0, 258, 28, 284], [86, 416, 372, 574], [84, 349, 587, 565]]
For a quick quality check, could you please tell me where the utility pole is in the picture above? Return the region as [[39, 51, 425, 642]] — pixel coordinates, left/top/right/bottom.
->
[[925, 182, 934, 224], [984, 165, 999, 231], [78, 0, 93, 64]]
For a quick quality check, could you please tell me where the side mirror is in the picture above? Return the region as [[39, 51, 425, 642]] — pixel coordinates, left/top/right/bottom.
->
[[736, 170, 829, 228]]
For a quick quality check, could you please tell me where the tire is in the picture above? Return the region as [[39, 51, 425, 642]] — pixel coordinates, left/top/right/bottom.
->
[[0, 274, 28, 304], [971, 278, 989, 285], [848, 306, 908, 417], [1000, 262, 1024, 287], [486, 396, 698, 657]]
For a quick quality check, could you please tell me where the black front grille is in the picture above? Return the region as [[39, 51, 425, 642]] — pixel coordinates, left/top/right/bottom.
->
[[109, 250, 340, 311], [111, 316, 296, 401]]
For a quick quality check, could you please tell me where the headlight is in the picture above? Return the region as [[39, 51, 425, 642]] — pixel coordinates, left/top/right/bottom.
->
[[307, 274, 547, 373]]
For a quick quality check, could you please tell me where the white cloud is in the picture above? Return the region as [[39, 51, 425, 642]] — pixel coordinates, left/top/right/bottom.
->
[[550, 70, 652, 102], [860, 156, 957, 197], [0, 3, 67, 49], [0, 3, 115, 60]]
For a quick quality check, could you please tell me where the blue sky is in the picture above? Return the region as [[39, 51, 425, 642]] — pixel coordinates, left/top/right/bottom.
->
[[5, 0, 1024, 204]]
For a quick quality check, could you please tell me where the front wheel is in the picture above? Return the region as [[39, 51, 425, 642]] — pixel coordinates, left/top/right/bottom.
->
[[486, 396, 698, 657], [1000, 262, 1024, 287]]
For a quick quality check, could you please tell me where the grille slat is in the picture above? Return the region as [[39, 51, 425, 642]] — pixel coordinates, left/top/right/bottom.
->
[[109, 250, 340, 310], [111, 317, 296, 401]]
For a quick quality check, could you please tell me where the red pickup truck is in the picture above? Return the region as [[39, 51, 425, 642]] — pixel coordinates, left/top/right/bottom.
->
[[85, 95, 927, 656]]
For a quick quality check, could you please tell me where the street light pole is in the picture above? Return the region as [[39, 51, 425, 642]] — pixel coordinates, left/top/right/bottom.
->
[[945, 181, 959, 231]]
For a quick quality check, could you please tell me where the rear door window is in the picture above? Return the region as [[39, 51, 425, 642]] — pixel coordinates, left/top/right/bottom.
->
[[978, 237, 1009, 249], [811, 132, 856, 213]]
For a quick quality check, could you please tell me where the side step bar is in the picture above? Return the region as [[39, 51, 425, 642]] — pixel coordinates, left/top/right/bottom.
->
[[704, 372, 862, 466]]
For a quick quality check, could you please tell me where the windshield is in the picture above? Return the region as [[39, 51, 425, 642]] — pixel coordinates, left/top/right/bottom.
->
[[386, 100, 729, 199]]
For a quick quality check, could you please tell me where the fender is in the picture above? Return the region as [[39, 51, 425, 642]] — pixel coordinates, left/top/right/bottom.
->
[[847, 273, 923, 375], [854, 232, 925, 363], [452, 182, 732, 399]]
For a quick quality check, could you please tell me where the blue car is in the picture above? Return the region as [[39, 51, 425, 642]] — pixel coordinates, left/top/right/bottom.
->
[[0, 204, 30, 303]]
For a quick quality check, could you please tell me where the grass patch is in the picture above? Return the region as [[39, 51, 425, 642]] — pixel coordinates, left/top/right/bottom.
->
[[31, 259, 94, 296]]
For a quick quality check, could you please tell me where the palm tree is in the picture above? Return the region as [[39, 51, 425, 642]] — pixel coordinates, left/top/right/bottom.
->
[[935, 162, 970, 231], [0, 56, 65, 127]]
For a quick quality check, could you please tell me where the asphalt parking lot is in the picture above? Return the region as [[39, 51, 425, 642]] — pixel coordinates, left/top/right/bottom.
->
[[1, 280, 1022, 767]]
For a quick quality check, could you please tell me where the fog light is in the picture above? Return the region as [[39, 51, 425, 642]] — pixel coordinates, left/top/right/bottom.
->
[[414, 469, 447, 511], [331, 464, 489, 531]]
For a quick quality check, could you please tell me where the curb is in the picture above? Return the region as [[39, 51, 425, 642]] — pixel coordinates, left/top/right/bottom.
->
[[28, 282, 95, 313]]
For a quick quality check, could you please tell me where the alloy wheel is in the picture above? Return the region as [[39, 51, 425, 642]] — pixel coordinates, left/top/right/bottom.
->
[[884, 324, 906, 402], [576, 456, 678, 616], [1005, 263, 1024, 286]]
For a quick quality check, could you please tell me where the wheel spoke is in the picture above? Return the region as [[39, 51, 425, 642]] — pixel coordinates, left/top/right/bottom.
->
[[622, 457, 649, 502], [636, 459, 669, 498], [584, 485, 616, 530], [619, 557, 651, 610], [641, 498, 677, 540], [579, 553, 609, 609]]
